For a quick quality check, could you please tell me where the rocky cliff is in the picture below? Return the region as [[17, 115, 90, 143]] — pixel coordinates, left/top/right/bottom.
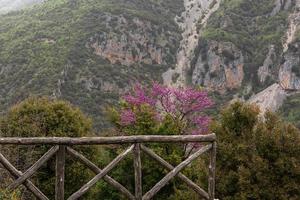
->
[[192, 40, 244, 93], [177, 0, 300, 118], [250, 0, 300, 115], [87, 15, 174, 66]]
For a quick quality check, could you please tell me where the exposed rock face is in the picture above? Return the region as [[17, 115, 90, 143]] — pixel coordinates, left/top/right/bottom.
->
[[248, 1, 300, 114], [88, 15, 174, 66], [163, 0, 221, 86], [52, 62, 72, 98], [249, 83, 287, 113], [283, 0, 300, 52], [258, 45, 277, 83], [279, 1, 300, 90], [192, 41, 244, 93], [279, 42, 300, 90], [271, 0, 292, 16]]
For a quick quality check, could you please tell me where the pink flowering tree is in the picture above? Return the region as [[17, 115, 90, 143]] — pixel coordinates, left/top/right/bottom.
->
[[110, 82, 213, 138], [105, 82, 213, 197]]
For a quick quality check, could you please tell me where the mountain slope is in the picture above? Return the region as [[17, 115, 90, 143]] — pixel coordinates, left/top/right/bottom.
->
[[0, 0, 183, 129], [0, 0, 300, 130]]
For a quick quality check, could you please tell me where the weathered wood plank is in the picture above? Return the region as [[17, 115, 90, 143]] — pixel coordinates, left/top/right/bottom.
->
[[9, 146, 59, 190], [143, 144, 212, 200], [0, 153, 49, 200], [56, 145, 66, 200], [134, 143, 142, 200], [208, 141, 217, 200], [66, 147, 135, 200], [140, 145, 209, 199], [68, 145, 134, 200], [0, 134, 216, 145]]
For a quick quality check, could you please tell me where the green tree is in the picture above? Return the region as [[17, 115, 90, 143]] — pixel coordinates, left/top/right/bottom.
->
[[210, 102, 300, 200], [0, 97, 101, 199]]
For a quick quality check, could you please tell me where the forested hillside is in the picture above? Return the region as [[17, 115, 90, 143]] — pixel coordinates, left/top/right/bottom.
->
[[0, 0, 300, 130], [0, 0, 183, 130]]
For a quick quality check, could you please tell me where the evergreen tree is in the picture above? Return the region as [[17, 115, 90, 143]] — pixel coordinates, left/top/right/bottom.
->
[[0, 97, 101, 199], [210, 102, 300, 200]]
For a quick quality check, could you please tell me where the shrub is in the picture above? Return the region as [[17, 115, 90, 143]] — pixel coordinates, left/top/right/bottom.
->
[[209, 102, 300, 200], [0, 97, 100, 199], [0, 189, 21, 200]]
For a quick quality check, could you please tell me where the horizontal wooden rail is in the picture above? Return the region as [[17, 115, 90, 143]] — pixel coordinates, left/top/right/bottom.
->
[[0, 134, 216, 145]]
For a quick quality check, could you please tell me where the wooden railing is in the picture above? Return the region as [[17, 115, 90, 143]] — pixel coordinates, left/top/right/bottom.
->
[[0, 134, 217, 200]]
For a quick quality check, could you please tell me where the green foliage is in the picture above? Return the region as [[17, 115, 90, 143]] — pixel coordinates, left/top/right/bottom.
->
[[0, 97, 102, 199], [279, 93, 300, 128], [0, 189, 21, 200], [296, 30, 300, 42], [208, 102, 300, 200]]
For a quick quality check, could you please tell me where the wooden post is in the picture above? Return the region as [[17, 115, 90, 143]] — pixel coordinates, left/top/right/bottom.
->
[[133, 143, 142, 200], [56, 145, 66, 200], [208, 141, 217, 200]]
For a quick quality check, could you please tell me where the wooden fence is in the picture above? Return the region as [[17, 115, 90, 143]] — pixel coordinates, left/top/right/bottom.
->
[[0, 134, 217, 200]]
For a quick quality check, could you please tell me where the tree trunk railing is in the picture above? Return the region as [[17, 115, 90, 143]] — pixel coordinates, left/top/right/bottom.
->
[[0, 134, 217, 200]]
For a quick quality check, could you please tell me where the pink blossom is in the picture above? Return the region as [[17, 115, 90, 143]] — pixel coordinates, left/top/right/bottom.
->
[[173, 87, 213, 114], [120, 109, 136, 126], [192, 116, 211, 127], [190, 116, 211, 135], [123, 83, 156, 106], [120, 82, 213, 132]]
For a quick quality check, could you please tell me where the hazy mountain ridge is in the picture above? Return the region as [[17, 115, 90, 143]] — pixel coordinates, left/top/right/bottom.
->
[[0, 0, 43, 13], [0, 0, 300, 129]]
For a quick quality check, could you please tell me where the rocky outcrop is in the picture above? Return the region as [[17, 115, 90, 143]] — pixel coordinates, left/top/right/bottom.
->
[[279, 41, 300, 90], [279, 1, 300, 90], [270, 0, 292, 16], [163, 0, 221, 86], [258, 45, 277, 83], [249, 1, 300, 114], [52, 62, 72, 98], [192, 41, 244, 93], [283, 0, 300, 52], [249, 83, 287, 113], [88, 15, 175, 66]]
